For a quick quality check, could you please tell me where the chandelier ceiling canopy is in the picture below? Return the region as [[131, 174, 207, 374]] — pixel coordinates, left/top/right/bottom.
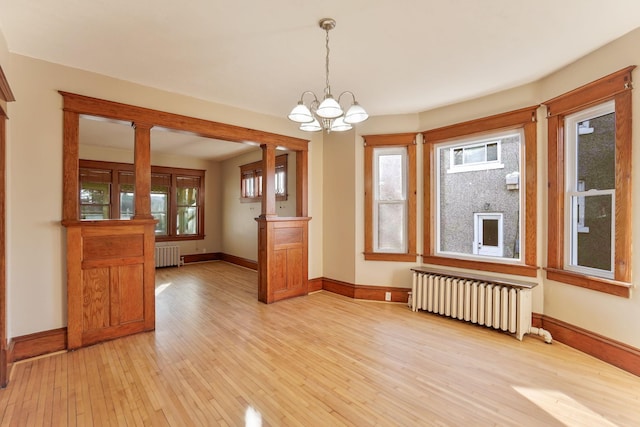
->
[[288, 18, 369, 132]]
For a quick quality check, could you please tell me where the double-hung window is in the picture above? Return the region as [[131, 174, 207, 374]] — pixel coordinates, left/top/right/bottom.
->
[[422, 106, 538, 276], [363, 133, 416, 262], [79, 159, 205, 241], [545, 67, 634, 297], [240, 154, 288, 202]]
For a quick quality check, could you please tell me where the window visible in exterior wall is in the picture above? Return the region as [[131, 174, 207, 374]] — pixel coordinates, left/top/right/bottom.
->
[[565, 101, 615, 278], [545, 66, 634, 297], [363, 133, 417, 262], [449, 140, 503, 173], [422, 106, 538, 277], [374, 146, 408, 253], [79, 159, 205, 242], [435, 130, 522, 262], [240, 154, 287, 202]]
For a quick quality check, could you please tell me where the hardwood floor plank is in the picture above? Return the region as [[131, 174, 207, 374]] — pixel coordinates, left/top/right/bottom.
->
[[1, 261, 640, 426]]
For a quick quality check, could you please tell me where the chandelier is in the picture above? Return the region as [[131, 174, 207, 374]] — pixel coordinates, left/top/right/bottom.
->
[[288, 18, 369, 132]]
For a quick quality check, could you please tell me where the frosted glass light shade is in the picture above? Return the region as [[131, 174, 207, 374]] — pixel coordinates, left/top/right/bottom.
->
[[330, 116, 352, 132], [316, 95, 343, 119], [344, 102, 369, 124], [288, 102, 314, 123], [300, 118, 322, 132]]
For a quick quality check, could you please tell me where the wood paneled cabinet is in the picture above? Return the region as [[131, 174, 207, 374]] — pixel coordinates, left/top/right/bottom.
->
[[256, 217, 310, 303], [64, 220, 156, 349]]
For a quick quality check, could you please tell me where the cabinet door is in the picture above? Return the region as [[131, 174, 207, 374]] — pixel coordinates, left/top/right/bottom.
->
[[67, 222, 155, 349]]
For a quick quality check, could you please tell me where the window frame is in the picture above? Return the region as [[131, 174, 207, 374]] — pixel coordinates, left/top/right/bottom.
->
[[79, 159, 205, 242], [544, 66, 634, 297], [434, 129, 524, 262], [422, 106, 539, 277], [240, 154, 288, 203], [363, 133, 417, 262], [448, 139, 504, 173], [373, 146, 408, 254]]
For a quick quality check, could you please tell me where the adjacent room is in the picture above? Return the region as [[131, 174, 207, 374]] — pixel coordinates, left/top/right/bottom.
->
[[1, 1, 640, 425]]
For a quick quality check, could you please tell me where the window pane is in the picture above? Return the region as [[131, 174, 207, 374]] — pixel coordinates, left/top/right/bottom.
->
[[463, 145, 485, 164], [482, 219, 499, 246], [80, 183, 109, 204], [453, 148, 463, 165], [486, 143, 498, 161], [120, 184, 134, 219], [80, 205, 109, 220], [438, 134, 521, 259], [80, 182, 110, 220], [177, 207, 198, 235], [572, 194, 612, 272], [177, 187, 198, 206], [378, 154, 404, 200], [577, 112, 615, 191], [378, 203, 405, 251], [151, 190, 168, 235]]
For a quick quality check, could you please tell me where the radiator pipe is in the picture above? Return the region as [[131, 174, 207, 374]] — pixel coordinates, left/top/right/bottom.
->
[[529, 327, 553, 344]]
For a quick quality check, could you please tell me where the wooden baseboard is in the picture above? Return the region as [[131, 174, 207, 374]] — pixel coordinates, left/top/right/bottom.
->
[[219, 253, 258, 271], [539, 315, 640, 376], [320, 277, 410, 303], [11, 328, 67, 362], [182, 252, 221, 264], [308, 277, 323, 293]]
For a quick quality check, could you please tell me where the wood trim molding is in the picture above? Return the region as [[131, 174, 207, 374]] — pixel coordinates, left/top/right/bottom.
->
[[182, 252, 221, 264], [59, 91, 309, 151], [0, 110, 5, 387], [544, 66, 636, 117], [321, 277, 410, 303], [421, 106, 539, 277], [11, 328, 68, 362], [219, 253, 258, 271], [0, 65, 15, 103], [308, 278, 323, 293], [539, 315, 640, 377]]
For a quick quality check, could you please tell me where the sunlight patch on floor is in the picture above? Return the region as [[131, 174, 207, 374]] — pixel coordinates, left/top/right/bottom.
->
[[245, 406, 262, 427], [513, 386, 619, 427], [155, 282, 172, 296]]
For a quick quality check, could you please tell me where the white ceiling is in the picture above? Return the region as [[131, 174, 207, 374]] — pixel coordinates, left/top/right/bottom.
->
[[3, 0, 640, 158]]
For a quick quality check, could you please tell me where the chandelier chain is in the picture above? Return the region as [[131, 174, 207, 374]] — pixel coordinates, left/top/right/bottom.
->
[[325, 27, 331, 96]]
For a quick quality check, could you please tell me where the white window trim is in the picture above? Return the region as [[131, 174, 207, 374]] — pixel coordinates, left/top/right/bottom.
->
[[448, 139, 504, 173], [563, 100, 615, 279], [373, 146, 408, 254]]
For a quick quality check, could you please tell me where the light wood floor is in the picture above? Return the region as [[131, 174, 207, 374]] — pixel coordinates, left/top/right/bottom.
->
[[1, 261, 640, 426]]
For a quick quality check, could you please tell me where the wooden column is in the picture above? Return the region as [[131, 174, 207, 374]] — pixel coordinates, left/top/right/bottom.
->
[[132, 122, 153, 219], [296, 150, 308, 217], [259, 144, 276, 218], [62, 110, 80, 222], [0, 108, 6, 387]]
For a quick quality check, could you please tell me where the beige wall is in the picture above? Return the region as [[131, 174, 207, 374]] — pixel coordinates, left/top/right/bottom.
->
[[3, 53, 321, 338], [220, 149, 297, 261], [321, 27, 640, 349]]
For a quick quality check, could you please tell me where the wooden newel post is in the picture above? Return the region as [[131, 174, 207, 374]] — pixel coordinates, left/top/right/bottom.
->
[[259, 143, 277, 218]]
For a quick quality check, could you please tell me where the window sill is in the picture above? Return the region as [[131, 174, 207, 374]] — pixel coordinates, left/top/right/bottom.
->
[[545, 268, 632, 298], [421, 255, 538, 277], [364, 252, 418, 262]]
